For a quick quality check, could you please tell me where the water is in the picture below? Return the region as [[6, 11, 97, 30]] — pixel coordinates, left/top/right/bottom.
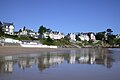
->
[[0, 48, 120, 80]]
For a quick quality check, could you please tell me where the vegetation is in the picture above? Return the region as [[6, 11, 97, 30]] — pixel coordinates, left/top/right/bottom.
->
[[106, 28, 113, 35], [0, 25, 120, 48], [0, 33, 38, 41], [96, 31, 106, 40], [43, 36, 54, 45], [115, 38, 120, 46], [38, 25, 47, 34], [39, 36, 71, 46]]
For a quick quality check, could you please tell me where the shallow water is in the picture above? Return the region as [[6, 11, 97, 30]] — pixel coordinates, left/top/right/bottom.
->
[[0, 48, 120, 80]]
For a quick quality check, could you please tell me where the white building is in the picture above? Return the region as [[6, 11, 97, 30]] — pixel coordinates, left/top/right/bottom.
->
[[4, 38, 21, 43], [27, 29, 39, 38], [69, 33, 76, 41], [18, 27, 28, 36], [116, 34, 120, 39], [19, 29, 27, 36], [90, 33, 96, 41], [78, 33, 96, 41], [79, 33, 89, 41], [2, 22, 14, 35], [43, 31, 64, 40], [18, 27, 39, 38]]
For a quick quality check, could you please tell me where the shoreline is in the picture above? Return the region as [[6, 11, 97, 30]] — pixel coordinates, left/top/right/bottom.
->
[[0, 46, 81, 56], [0, 46, 120, 56]]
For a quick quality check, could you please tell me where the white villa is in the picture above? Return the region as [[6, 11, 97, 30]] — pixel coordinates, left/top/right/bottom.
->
[[90, 33, 96, 41], [79, 33, 89, 41], [19, 28, 27, 36], [116, 34, 120, 39], [78, 32, 96, 41], [69, 33, 76, 41], [2, 22, 14, 35], [43, 31, 64, 40], [16, 27, 39, 39], [4, 38, 21, 43]]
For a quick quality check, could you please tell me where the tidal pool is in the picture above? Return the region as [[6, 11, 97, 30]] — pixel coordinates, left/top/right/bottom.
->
[[0, 48, 120, 80]]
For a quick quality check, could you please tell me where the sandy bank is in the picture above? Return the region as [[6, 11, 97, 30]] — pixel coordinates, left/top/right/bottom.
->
[[0, 46, 80, 56]]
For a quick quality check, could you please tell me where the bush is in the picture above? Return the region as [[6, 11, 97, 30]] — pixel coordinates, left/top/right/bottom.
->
[[43, 36, 54, 45]]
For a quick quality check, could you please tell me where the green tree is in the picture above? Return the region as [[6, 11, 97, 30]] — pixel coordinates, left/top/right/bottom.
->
[[43, 36, 54, 45], [0, 21, 2, 25], [106, 29, 115, 45], [115, 39, 120, 46], [106, 28, 113, 35], [107, 35, 116, 45], [96, 32, 105, 40], [0, 21, 3, 33], [88, 40, 94, 45], [38, 25, 47, 34], [83, 40, 88, 45], [23, 26, 26, 31], [46, 28, 52, 33]]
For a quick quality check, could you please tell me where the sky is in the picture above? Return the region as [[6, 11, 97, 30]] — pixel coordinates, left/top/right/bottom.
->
[[0, 0, 120, 34]]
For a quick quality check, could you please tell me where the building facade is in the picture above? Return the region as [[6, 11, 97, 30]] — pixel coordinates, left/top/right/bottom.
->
[[69, 33, 76, 41], [116, 34, 120, 39], [2, 22, 14, 35], [78, 32, 96, 41], [90, 33, 96, 41], [79, 33, 89, 41], [43, 31, 64, 40], [17, 27, 39, 39]]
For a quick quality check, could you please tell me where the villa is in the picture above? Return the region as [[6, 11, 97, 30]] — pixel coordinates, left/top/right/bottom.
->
[[78, 33, 90, 41], [43, 31, 64, 40], [68, 33, 76, 41], [0, 22, 14, 35], [116, 34, 120, 39], [78, 32, 96, 41], [15, 27, 39, 39], [90, 33, 96, 41]]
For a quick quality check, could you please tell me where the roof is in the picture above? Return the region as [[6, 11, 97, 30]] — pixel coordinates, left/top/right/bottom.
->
[[0, 21, 2, 25], [3, 22, 14, 26]]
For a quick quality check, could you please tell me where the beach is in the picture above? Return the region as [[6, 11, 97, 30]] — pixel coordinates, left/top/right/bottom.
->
[[0, 46, 120, 80], [0, 46, 80, 56], [0, 46, 59, 56]]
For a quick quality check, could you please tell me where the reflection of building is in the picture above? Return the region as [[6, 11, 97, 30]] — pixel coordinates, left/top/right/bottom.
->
[[69, 50, 76, 64], [77, 54, 96, 64], [49, 57, 64, 64], [19, 60, 27, 69], [4, 61, 13, 73], [69, 53, 76, 64], [18, 59, 37, 69], [38, 56, 64, 71], [0, 49, 116, 74], [78, 56, 89, 63]]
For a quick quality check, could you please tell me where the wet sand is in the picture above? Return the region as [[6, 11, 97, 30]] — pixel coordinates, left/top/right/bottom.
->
[[0, 46, 80, 56]]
